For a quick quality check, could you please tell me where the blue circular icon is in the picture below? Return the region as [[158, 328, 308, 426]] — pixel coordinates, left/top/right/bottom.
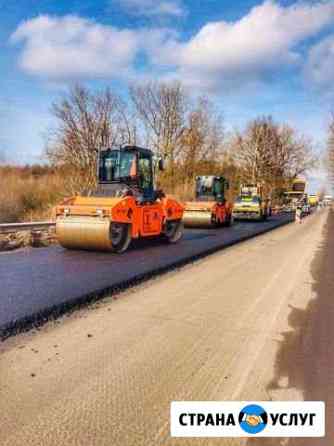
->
[[238, 404, 268, 434]]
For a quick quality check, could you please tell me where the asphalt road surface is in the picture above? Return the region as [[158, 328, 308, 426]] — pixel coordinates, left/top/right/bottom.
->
[[0, 214, 292, 335], [0, 209, 331, 446]]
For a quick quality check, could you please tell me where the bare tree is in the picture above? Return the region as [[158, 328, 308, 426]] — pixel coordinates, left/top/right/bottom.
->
[[278, 125, 316, 179], [130, 82, 227, 191], [46, 84, 135, 193], [130, 81, 187, 160], [232, 116, 316, 198], [130, 80, 189, 190], [232, 117, 281, 186], [179, 96, 225, 181], [115, 95, 139, 147]]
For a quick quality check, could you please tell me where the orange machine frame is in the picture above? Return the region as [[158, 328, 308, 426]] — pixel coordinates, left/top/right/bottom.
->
[[55, 195, 184, 239]]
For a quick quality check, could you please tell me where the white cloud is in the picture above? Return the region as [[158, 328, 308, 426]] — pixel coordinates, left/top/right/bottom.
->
[[113, 0, 185, 17], [304, 34, 334, 90], [11, 15, 139, 80], [11, 2, 334, 90], [152, 0, 334, 90]]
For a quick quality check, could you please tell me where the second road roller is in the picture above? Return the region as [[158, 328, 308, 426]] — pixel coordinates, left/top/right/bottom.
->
[[55, 146, 184, 253], [183, 175, 233, 228]]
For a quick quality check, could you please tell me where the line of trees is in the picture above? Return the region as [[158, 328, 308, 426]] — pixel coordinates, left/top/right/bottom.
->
[[231, 116, 315, 201], [46, 82, 316, 201]]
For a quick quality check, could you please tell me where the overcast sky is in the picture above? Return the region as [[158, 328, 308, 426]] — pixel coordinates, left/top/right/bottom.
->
[[0, 0, 333, 190]]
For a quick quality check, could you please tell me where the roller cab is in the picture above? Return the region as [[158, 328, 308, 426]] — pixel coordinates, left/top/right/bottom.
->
[[55, 146, 184, 253], [183, 176, 233, 228]]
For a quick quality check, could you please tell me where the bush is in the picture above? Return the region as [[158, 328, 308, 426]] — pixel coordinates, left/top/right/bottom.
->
[[0, 166, 67, 222]]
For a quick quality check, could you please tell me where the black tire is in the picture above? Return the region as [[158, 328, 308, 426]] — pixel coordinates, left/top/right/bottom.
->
[[110, 223, 132, 253], [164, 219, 183, 243], [211, 215, 220, 227], [224, 213, 234, 227], [259, 209, 266, 221]]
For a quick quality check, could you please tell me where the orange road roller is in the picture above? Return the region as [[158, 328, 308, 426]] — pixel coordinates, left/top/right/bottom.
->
[[55, 146, 184, 253], [183, 175, 233, 228]]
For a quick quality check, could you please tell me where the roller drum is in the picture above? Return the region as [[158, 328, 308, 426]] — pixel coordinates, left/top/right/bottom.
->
[[183, 211, 214, 228], [56, 216, 113, 251]]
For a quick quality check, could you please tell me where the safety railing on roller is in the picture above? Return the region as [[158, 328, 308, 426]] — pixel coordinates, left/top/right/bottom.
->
[[0, 221, 56, 234]]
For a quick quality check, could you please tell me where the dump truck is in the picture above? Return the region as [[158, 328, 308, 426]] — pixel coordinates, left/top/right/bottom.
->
[[55, 146, 184, 253], [285, 178, 307, 209], [183, 175, 233, 227], [232, 183, 271, 221]]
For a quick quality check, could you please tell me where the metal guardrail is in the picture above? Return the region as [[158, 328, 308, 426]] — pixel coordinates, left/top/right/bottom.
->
[[0, 211, 286, 233], [0, 221, 55, 234]]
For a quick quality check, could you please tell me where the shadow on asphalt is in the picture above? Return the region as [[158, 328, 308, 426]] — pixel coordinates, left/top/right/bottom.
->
[[246, 209, 334, 446]]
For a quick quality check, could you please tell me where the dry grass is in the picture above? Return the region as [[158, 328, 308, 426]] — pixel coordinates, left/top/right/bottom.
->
[[0, 167, 67, 223], [0, 163, 240, 224]]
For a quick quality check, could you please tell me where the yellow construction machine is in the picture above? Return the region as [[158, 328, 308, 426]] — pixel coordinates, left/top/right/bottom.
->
[[308, 194, 319, 207], [232, 183, 271, 221], [55, 146, 184, 253]]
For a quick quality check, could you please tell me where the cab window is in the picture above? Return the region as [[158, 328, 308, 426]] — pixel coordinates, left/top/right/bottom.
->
[[119, 151, 136, 178], [138, 153, 152, 191], [99, 149, 136, 182], [99, 150, 118, 182], [213, 180, 223, 197]]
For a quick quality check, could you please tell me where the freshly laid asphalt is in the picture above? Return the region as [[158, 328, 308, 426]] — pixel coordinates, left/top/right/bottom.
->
[[0, 214, 293, 336]]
